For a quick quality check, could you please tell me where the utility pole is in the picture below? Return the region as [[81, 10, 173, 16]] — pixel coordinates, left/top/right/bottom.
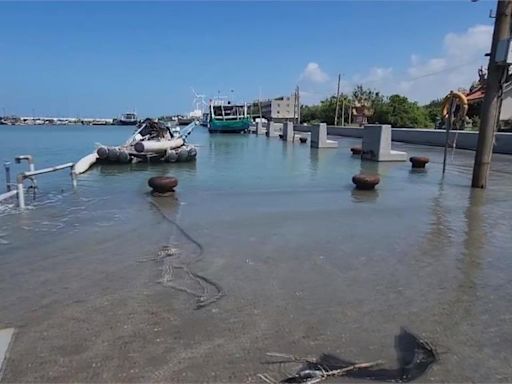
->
[[472, 0, 512, 188], [296, 85, 301, 125], [348, 100, 352, 125], [342, 96, 345, 126], [334, 73, 341, 126], [258, 86, 263, 121]]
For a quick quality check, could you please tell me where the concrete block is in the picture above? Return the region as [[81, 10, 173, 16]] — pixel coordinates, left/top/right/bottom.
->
[[311, 123, 338, 148], [283, 121, 295, 142], [266, 122, 281, 137], [362, 124, 407, 161], [255, 121, 266, 135]]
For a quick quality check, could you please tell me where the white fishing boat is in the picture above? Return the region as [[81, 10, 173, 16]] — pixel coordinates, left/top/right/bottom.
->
[[74, 119, 198, 175], [118, 112, 138, 125]]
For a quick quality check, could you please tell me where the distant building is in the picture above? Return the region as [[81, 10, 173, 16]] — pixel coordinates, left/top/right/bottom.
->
[[250, 94, 298, 122]]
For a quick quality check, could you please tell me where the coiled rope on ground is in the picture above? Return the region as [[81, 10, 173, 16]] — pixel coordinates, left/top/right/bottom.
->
[[148, 198, 225, 309]]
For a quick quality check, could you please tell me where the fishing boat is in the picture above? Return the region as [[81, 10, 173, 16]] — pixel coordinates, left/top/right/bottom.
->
[[74, 119, 198, 175], [208, 102, 251, 133], [118, 112, 138, 126], [177, 115, 196, 125]]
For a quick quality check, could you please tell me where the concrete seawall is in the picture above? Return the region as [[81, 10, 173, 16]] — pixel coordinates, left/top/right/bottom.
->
[[293, 124, 512, 155]]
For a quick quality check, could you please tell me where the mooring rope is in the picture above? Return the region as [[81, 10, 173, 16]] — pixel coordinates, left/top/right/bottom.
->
[[149, 198, 225, 309]]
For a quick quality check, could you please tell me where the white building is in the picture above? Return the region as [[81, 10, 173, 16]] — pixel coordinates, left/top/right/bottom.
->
[[250, 94, 298, 122]]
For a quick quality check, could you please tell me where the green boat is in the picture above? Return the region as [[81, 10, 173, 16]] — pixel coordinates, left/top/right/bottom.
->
[[208, 103, 251, 133]]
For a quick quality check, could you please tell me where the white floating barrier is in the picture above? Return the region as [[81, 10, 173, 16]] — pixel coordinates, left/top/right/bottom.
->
[[134, 138, 184, 153], [73, 153, 98, 175]]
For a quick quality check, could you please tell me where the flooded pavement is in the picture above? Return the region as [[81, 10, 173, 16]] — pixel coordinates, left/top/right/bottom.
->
[[0, 126, 511, 382]]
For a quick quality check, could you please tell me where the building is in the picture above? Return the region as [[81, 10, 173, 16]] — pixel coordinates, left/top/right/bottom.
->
[[250, 94, 298, 122], [464, 68, 512, 126]]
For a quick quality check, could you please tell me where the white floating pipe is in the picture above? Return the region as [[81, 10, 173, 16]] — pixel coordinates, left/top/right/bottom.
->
[[73, 153, 98, 175], [134, 138, 184, 153]]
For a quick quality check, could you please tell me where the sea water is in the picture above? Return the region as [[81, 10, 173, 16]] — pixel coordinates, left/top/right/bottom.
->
[[0, 125, 511, 382]]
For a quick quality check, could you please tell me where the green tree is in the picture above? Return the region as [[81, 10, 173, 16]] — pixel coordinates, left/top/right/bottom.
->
[[373, 94, 430, 128], [301, 104, 320, 124], [317, 96, 337, 125], [352, 85, 384, 106], [423, 98, 444, 128]]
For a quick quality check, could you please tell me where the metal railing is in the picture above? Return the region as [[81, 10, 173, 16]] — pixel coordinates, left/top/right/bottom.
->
[[1, 156, 76, 210], [17, 163, 76, 210]]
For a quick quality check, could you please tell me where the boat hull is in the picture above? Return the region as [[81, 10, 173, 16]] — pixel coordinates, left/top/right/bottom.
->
[[118, 120, 138, 126], [208, 118, 251, 133]]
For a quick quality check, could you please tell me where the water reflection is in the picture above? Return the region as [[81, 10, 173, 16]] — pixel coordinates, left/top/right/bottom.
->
[[96, 160, 197, 176], [208, 134, 250, 153], [409, 168, 428, 175], [433, 188, 486, 336], [460, 189, 486, 288], [150, 193, 180, 222], [425, 183, 454, 248], [359, 159, 399, 177], [351, 188, 379, 203], [309, 149, 337, 174]]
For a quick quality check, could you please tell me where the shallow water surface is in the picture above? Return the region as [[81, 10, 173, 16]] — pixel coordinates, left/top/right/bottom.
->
[[0, 125, 511, 382]]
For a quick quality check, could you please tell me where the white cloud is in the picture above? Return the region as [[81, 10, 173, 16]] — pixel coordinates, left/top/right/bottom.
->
[[361, 67, 393, 83], [444, 24, 492, 60], [299, 62, 329, 84], [296, 25, 492, 104], [348, 25, 491, 103], [397, 24, 492, 102], [297, 62, 334, 104]]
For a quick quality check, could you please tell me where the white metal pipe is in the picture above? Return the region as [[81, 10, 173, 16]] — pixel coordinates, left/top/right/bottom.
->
[[15, 155, 34, 172], [4, 162, 11, 192], [22, 162, 74, 178], [17, 182, 25, 210], [0, 190, 17, 203]]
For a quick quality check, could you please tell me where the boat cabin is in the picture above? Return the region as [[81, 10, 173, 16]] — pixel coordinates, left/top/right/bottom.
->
[[211, 104, 247, 121]]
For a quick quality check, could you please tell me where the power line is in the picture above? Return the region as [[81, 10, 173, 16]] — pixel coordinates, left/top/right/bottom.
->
[[358, 57, 485, 87], [407, 58, 484, 81]]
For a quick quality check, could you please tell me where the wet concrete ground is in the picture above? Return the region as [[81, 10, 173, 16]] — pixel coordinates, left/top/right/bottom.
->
[[0, 129, 511, 382]]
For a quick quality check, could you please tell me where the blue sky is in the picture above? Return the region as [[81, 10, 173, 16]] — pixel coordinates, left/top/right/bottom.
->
[[0, 1, 494, 118]]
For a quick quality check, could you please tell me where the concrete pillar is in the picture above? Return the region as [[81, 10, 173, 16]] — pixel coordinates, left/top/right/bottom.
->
[[266, 122, 280, 137], [283, 121, 294, 142], [362, 124, 407, 161], [255, 121, 266, 135], [310, 123, 338, 148]]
